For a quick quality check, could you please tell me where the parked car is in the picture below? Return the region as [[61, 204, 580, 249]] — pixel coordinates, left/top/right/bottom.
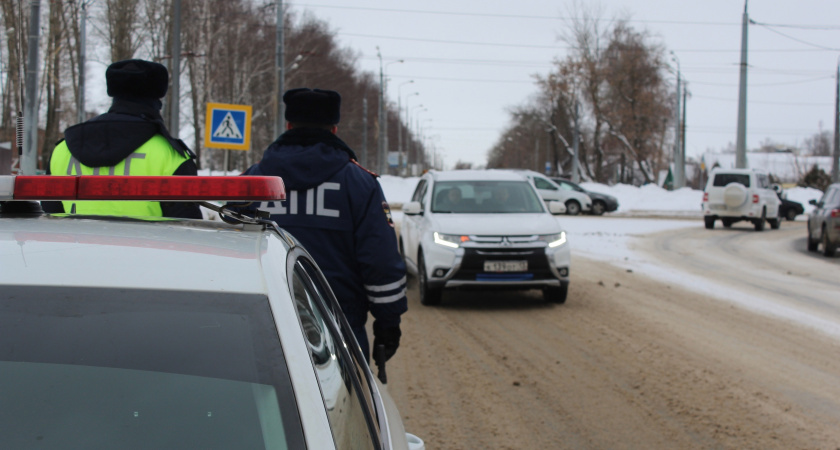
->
[[399, 169, 571, 305], [0, 175, 423, 450], [807, 182, 840, 257], [775, 188, 804, 221], [701, 168, 782, 231], [550, 177, 619, 215], [508, 169, 591, 215]]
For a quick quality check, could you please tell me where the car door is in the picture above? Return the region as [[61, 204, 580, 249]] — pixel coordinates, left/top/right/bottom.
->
[[530, 175, 564, 202], [290, 257, 383, 450], [401, 178, 428, 269]]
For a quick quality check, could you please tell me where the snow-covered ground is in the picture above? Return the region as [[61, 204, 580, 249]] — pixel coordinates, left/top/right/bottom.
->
[[378, 174, 824, 219]]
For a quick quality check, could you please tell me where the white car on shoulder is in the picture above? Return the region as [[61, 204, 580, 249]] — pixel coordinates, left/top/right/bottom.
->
[[508, 169, 592, 215], [399, 170, 571, 305], [0, 175, 423, 450]]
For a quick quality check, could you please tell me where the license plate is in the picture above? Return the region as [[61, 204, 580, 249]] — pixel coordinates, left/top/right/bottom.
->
[[484, 260, 527, 272]]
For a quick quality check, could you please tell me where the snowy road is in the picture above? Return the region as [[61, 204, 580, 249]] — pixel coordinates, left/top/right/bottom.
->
[[561, 215, 840, 340], [387, 215, 840, 448]]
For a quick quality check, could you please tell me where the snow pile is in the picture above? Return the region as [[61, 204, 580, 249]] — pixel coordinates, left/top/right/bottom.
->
[[379, 175, 825, 217]]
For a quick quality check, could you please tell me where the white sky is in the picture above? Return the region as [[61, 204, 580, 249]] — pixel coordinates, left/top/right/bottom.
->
[[286, 1, 840, 168]]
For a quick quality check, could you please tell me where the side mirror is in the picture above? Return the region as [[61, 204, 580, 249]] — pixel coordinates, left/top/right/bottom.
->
[[402, 201, 423, 215], [808, 199, 819, 207], [548, 201, 566, 215]]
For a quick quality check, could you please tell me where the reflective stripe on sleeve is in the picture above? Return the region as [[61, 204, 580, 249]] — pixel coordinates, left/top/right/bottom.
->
[[364, 276, 407, 293]]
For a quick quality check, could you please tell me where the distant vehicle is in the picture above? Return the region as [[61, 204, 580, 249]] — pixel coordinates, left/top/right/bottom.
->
[[550, 177, 619, 215], [807, 182, 840, 257], [507, 169, 591, 215], [399, 170, 571, 305], [0, 175, 423, 450], [702, 168, 782, 231], [775, 188, 804, 221]]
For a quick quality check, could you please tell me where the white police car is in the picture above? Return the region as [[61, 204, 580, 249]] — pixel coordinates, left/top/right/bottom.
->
[[0, 175, 422, 450], [399, 170, 571, 306]]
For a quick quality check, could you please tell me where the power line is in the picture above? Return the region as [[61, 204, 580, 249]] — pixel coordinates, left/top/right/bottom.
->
[[752, 21, 840, 51], [692, 95, 833, 106], [288, 2, 738, 25]]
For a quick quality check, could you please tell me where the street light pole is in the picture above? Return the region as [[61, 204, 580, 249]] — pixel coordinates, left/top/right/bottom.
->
[[376, 48, 402, 174], [397, 81, 414, 175], [833, 56, 839, 183]]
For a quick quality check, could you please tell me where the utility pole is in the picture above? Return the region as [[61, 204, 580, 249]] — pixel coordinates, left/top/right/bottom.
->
[[735, 1, 749, 169], [377, 48, 384, 174], [671, 52, 683, 189], [361, 96, 368, 167], [572, 101, 580, 183], [22, 0, 41, 175], [681, 84, 688, 186], [77, 2, 86, 124], [169, 0, 181, 138], [274, 0, 284, 138], [833, 57, 839, 182]]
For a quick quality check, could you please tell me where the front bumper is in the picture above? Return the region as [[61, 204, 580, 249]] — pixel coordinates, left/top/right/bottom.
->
[[422, 236, 570, 291]]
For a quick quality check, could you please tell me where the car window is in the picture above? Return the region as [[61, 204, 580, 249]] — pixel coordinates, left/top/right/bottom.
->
[[0, 286, 304, 450], [410, 179, 427, 204], [532, 176, 558, 190], [825, 187, 840, 207], [712, 173, 750, 187], [556, 180, 586, 193], [432, 180, 544, 214], [291, 263, 378, 450]]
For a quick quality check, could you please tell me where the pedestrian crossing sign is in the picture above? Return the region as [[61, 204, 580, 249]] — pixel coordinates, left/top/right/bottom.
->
[[204, 102, 252, 150]]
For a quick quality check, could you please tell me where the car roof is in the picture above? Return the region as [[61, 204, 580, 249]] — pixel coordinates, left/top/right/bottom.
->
[[0, 215, 279, 294], [430, 169, 530, 182], [710, 168, 766, 175]]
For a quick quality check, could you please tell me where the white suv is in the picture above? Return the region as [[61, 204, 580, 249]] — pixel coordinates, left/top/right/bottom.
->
[[702, 168, 781, 231], [399, 170, 571, 305]]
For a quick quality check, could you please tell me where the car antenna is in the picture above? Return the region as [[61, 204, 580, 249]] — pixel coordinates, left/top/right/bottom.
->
[[13, 0, 25, 174]]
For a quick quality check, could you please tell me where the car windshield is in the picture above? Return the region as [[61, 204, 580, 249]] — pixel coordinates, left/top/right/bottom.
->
[[431, 180, 545, 214], [712, 173, 751, 187], [0, 286, 303, 450]]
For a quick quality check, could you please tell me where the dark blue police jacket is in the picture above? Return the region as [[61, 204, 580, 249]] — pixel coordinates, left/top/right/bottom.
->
[[240, 128, 407, 355]]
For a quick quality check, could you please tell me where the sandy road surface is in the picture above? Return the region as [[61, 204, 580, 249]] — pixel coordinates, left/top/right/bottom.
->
[[385, 222, 840, 449]]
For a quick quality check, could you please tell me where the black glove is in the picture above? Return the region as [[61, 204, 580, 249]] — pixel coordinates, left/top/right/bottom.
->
[[372, 323, 401, 362]]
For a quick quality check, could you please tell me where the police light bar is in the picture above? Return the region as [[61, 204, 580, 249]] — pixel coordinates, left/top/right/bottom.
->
[[0, 176, 286, 201]]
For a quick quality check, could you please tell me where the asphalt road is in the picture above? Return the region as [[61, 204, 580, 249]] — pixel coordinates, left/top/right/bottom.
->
[[384, 220, 840, 449]]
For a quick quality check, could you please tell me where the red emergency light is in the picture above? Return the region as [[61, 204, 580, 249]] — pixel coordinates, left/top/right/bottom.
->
[[2, 176, 286, 202]]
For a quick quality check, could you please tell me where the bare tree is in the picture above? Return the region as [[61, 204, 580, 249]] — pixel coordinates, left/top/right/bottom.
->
[[601, 22, 671, 184], [105, 0, 139, 61]]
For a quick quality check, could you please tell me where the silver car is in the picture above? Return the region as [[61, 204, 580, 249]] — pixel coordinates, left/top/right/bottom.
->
[[807, 182, 840, 257], [0, 175, 423, 450]]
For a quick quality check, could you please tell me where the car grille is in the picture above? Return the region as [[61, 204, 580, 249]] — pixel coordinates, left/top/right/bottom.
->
[[454, 245, 555, 281]]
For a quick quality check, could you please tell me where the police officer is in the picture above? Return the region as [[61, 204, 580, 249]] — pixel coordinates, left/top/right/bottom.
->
[[239, 88, 407, 364], [43, 59, 201, 219]]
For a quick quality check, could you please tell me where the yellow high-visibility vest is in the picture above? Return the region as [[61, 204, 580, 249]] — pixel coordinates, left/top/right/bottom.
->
[[49, 135, 191, 216]]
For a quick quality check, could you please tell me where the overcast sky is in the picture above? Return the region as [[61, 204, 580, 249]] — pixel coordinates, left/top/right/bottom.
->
[[286, 0, 840, 169]]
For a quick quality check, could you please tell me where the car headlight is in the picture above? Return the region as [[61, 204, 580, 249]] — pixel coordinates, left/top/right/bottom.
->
[[433, 232, 466, 249], [540, 231, 567, 248]]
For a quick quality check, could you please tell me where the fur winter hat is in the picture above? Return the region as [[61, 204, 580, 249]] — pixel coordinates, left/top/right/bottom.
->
[[106, 59, 169, 99], [284, 88, 341, 125]]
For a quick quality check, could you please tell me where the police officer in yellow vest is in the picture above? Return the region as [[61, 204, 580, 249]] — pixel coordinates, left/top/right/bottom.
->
[[43, 59, 201, 219]]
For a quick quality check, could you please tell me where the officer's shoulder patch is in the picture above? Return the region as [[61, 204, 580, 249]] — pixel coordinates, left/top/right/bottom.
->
[[382, 201, 395, 228], [350, 159, 379, 178]]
